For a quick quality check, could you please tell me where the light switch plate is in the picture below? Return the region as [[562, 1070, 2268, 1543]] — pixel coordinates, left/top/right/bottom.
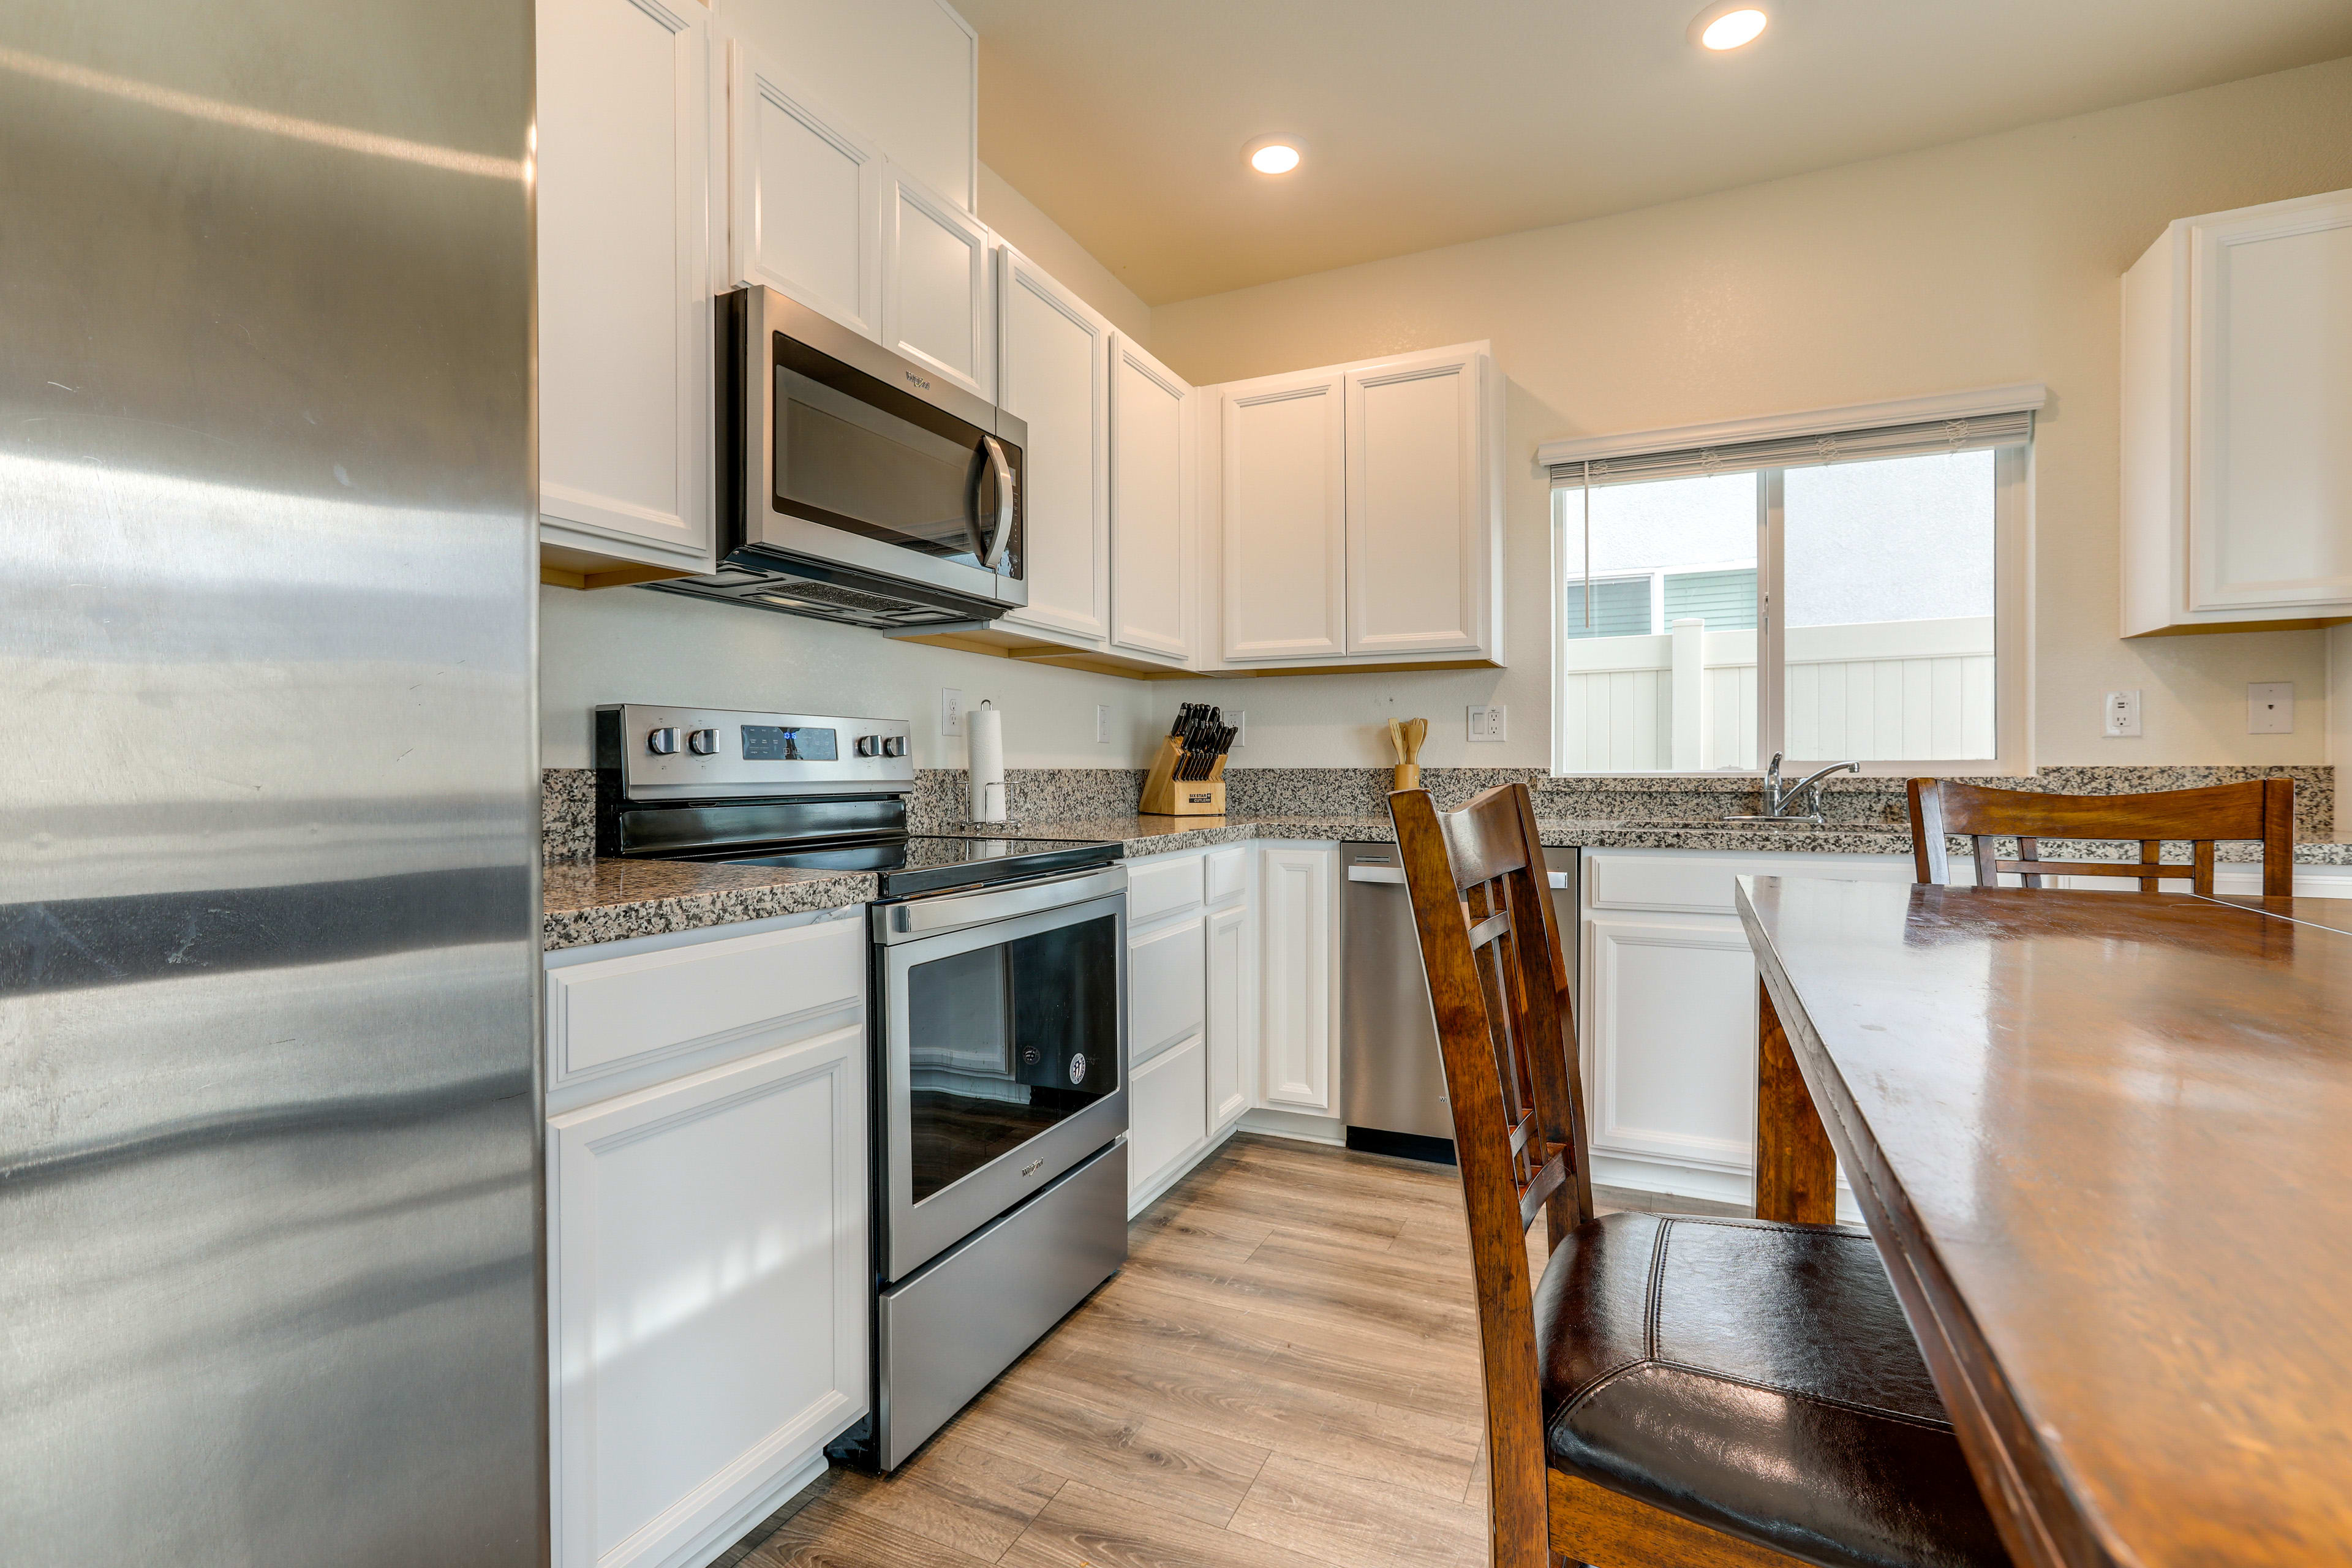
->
[[1229, 710, 1246, 747], [2248, 682, 2293, 734], [1093, 704, 1110, 744], [939, 687, 964, 737], [1467, 704, 1508, 742], [2103, 690, 2142, 738]]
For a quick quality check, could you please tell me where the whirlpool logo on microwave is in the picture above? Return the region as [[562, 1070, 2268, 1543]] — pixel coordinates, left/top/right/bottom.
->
[[904, 369, 932, 391]]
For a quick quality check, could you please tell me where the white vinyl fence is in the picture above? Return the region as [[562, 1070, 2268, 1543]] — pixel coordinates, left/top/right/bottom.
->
[[1558, 616, 1994, 771]]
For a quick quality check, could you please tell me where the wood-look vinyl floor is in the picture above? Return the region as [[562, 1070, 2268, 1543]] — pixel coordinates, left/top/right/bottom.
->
[[720, 1134, 1741, 1568]]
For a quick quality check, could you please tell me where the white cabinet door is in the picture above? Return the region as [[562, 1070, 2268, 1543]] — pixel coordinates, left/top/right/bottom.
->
[[1109, 334, 1195, 662], [1344, 349, 1491, 656], [997, 248, 1110, 643], [1205, 901, 1251, 1130], [882, 163, 994, 400], [1257, 845, 1336, 1112], [549, 1022, 867, 1568], [2187, 191, 2352, 614], [1221, 372, 1347, 661], [725, 42, 884, 342], [1582, 917, 1760, 1181], [1129, 1031, 1208, 1200], [1129, 913, 1207, 1068], [537, 0, 713, 571]]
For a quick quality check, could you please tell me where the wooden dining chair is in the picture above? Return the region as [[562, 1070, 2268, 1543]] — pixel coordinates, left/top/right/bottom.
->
[[1907, 777, 2293, 895], [1389, 782, 2009, 1568]]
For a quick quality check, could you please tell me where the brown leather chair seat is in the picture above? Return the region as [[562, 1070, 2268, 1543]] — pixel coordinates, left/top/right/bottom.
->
[[1534, 1212, 2010, 1568]]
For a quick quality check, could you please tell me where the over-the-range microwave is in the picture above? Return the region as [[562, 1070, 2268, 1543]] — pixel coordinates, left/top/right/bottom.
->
[[646, 287, 1028, 629]]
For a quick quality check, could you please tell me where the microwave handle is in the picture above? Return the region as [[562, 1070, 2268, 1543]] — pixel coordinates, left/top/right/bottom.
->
[[971, 434, 1016, 569]]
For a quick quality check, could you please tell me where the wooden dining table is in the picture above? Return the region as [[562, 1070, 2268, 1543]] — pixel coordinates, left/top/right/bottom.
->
[[1736, 875, 2352, 1568]]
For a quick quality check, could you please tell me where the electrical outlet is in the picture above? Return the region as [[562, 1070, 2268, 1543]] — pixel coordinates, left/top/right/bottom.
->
[[2103, 690, 2142, 738], [1230, 710, 1246, 747], [939, 687, 963, 737], [1093, 703, 1110, 744], [2248, 682, 2293, 734], [1467, 704, 1508, 742]]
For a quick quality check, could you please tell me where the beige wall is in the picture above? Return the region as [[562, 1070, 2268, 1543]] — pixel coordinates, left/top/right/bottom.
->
[[979, 163, 1153, 344], [1150, 55, 2352, 770]]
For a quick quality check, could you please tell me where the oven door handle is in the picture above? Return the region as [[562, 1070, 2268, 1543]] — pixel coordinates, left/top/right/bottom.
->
[[875, 864, 1126, 943]]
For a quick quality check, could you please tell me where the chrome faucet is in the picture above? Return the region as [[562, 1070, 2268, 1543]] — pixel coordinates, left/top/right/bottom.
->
[[1728, 752, 1861, 826]]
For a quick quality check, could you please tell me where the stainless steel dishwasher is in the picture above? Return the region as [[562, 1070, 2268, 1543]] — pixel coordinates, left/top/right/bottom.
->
[[1340, 840, 1580, 1162]]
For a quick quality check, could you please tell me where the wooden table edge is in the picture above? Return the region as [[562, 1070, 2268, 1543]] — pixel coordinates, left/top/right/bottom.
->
[[1733, 875, 2127, 1568]]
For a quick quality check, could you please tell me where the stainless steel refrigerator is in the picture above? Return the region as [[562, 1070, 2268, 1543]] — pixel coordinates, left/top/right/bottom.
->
[[1, 3, 544, 1562]]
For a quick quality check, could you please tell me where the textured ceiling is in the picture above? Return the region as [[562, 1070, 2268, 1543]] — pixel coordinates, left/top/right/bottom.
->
[[957, 0, 2352, 304]]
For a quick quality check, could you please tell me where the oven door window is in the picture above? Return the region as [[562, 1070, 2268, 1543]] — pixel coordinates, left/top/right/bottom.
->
[[773, 333, 1022, 581], [903, 912, 1118, 1205]]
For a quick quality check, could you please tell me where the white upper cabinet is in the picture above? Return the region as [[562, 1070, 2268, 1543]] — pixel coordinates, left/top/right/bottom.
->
[[725, 43, 884, 340], [1213, 344, 1502, 668], [996, 247, 1111, 643], [536, 0, 714, 578], [2122, 186, 2352, 635], [1344, 348, 1496, 656], [881, 163, 994, 400], [1221, 371, 1349, 662], [1109, 334, 1196, 662]]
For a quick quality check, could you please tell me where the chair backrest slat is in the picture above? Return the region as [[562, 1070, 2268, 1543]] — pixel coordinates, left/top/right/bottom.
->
[[1909, 777, 2293, 897], [1389, 783, 1591, 1568]]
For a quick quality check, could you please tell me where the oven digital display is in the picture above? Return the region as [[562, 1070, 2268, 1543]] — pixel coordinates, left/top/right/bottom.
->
[[740, 725, 837, 761]]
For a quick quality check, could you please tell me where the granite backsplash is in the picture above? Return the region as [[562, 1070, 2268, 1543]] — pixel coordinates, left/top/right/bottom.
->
[[543, 763, 2333, 859]]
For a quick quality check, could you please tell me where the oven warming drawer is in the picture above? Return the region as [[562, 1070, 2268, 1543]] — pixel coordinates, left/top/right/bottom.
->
[[876, 1136, 1128, 1469]]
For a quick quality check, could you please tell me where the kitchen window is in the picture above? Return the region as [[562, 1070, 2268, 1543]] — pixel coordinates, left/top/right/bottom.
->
[[1542, 390, 2037, 775]]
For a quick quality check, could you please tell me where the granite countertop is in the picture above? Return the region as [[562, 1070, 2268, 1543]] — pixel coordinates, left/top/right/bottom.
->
[[544, 858, 875, 952], [546, 811, 2352, 951]]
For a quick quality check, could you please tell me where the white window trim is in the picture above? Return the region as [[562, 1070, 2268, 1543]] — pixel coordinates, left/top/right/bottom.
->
[[1547, 400, 2035, 781]]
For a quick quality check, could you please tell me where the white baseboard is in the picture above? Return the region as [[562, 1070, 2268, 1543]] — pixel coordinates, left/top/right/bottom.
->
[[1235, 1107, 1347, 1146]]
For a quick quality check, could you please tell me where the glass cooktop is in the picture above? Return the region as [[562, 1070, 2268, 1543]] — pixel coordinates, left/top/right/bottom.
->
[[686, 832, 1121, 898]]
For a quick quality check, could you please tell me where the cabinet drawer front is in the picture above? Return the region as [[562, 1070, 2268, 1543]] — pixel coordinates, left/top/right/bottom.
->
[[1127, 853, 1205, 924], [548, 917, 862, 1082], [1130, 1032, 1207, 1193], [1129, 915, 1207, 1066], [1205, 845, 1248, 905]]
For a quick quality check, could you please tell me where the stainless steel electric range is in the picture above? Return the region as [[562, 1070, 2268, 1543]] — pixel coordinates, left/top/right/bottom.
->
[[595, 704, 1131, 1469]]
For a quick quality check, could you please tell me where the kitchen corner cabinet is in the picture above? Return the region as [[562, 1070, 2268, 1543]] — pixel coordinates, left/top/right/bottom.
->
[[1126, 844, 1256, 1213], [545, 915, 869, 1568], [1109, 334, 1197, 664], [1214, 344, 1503, 668], [996, 249, 1112, 644], [2122, 186, 2352, 635], [536, 0, 715, 587]]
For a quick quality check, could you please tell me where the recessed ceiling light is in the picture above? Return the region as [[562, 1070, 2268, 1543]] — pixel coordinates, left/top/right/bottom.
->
[[1697, 7, 1768, 50], [1245, 138, 1302, 176]]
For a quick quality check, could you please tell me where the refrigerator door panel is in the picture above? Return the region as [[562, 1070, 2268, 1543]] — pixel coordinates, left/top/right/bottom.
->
[[0, 3, 543, 1562]]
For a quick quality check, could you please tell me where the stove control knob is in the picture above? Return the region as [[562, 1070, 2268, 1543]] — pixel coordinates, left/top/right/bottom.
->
[[882, 736, 908, 757], [647, 727, 679, 756], [687, 728, 719, 756], [855, 735, 880, 757]]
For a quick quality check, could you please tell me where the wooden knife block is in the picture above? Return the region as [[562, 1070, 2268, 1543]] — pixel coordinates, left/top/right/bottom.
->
[[1139, 734, 1227, 816]]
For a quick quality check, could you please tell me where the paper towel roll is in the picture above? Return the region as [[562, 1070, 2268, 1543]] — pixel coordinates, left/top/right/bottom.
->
[[967, 701, 1006, 823]]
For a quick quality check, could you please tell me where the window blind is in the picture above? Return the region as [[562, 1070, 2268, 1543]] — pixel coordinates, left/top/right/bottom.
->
[[1547, 409, 2032, 491]]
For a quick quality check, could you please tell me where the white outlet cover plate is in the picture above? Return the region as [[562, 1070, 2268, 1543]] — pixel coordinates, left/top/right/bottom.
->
[[2104, 689, 2142, 738], [2248, 682, 2293, 734], [1094, 704, 1110, 744], [1467, 704, 1508, 742], [1229, 710, 1246, 746], [940, 688, 964, 737]]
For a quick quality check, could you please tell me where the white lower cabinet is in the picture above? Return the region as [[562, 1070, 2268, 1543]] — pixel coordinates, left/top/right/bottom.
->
[[545, 917, 869, 1568], [1256, 844, 1338, 1114], [1125, 844, 1260, 1210]]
